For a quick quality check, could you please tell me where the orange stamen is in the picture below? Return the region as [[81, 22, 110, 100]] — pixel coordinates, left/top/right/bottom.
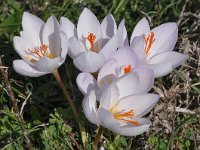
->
[[123, 64, 132, 74], [28, 44, 49, 58], [144, 32, 155, 55], [118, 118, 140, 125], [114, 110, 140, 126], [87, 33, 96, 50]]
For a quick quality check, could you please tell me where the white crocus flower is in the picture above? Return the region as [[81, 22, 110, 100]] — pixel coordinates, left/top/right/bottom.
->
[[76, 47, 154, 99], [82, 72, 159, 136], [61, 8, 118, 73], [118, 18, 187, 78], [13, 12, 68, 77]]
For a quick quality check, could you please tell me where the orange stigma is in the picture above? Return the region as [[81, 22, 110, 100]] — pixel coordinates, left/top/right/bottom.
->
[[114, 110, 140, 125], [124, 64, 132, 74], [144, 32, 155, 55], [87, 33, 96, 50]]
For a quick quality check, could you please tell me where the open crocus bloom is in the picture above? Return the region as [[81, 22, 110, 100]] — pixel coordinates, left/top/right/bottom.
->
[[82, 73, 159, 136], [76, 47, 154, 99], [118, 18, 187, 78], [13, 12, 68, 77], [61, 8, 118, 73]]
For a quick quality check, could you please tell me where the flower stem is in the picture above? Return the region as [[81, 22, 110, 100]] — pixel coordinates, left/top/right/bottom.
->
[[52, 69, 87, 148], [94, 126, 104, 150]]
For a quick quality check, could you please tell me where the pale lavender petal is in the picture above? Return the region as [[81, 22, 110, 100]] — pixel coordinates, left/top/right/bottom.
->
[[73, 51, 105, 73], [35, 57, 61, 72], [118, 93, 159, 117], [82, 90, 99, 125], [137, 67, 154, 93], [22, 12, 44, 45], [76, 72, 98, 95], [144, 63, 172, 78], [97, 107, 119, 129], [148, 51, 187, 68], [77, 8, 102, 41], [130, 36, 146, 64], [99, 35, 118, 59], [117, 19, 129, 47], [99, 83, 119, 110], [69, 37, 86, 59], [101, 14, 117, 38], [114, 72, 140, 99], [13, 60, 47, 77], [42, 16, 61, 57], [13, 36, 36, 65], [111, 118, 151, 136], [110, 46, 138, 70], [130, 18, 150, 43], [60, 16, 77, 38], [147, 23, 178, 59], [97, 58, 119, 88], [60, 31, 69, 61]]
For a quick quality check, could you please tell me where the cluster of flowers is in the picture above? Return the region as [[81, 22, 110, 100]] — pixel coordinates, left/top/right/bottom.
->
[[13, 8, 187, 136]]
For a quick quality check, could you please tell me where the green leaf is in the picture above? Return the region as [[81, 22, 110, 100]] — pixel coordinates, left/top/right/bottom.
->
[[159, 141, 167, 150], [0, 11, 22, 34]]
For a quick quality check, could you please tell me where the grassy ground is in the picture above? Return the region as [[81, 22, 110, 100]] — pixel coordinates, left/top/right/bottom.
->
[[0, 0, 199, 149]]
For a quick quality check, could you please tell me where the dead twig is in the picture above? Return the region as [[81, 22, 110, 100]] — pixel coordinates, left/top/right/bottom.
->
[[168, 107, 196, 115], [0, 58, 33, 150], [177, 0, 190, 27]]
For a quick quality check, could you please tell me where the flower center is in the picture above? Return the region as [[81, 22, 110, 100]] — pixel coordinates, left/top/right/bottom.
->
[[109, 102, 140, 126], [114, 110, 140, 125], [25, 44, 54, 62], [143, 32, 155, 56], [123, 64, 132, 74], [87, 32, 96, 51], [115, 64, 132, 77]]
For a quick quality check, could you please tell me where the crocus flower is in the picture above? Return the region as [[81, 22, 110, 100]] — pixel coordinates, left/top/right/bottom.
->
[[61, 8, 118, 73], [76, 47, 154, 99], [13, 12, 68, 77], [82, 72, 159, 136], [118, 18, 187, 77]]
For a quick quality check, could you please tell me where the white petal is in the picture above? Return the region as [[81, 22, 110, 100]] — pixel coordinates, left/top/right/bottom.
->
[[97, 58, 118, 88], [130, 18, 150, 43], [117, 19, 129, 47], [73, 51, 105, 73], [42, 16, 61, 57], [35, 57, 61, 72], [60, 17, 77, 38], [68, 37, 86, 59], [76, 72, 98, 95], [100, 83, 119, 110], [101, 14, 117, 38], [60, 31, 69, 61], [147, 23, 178, 58], [144, 63, 172, 78], [77, 8, 102, 41], [82, 90, 99, 125], [110, 46, 138, 69], [130, 36, 146, 63], [13, 60, 47, 77], [137, 67, 154, 93], [118, 93, 159, 117], [99, 35, 118, 59], [13, 36, 35, 64], [111, 118, 151, 136], [148, 51, 187, 68], [97, 107, 119, 129], [114, 72, 140, 99], [22, 12, 44, 45]]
